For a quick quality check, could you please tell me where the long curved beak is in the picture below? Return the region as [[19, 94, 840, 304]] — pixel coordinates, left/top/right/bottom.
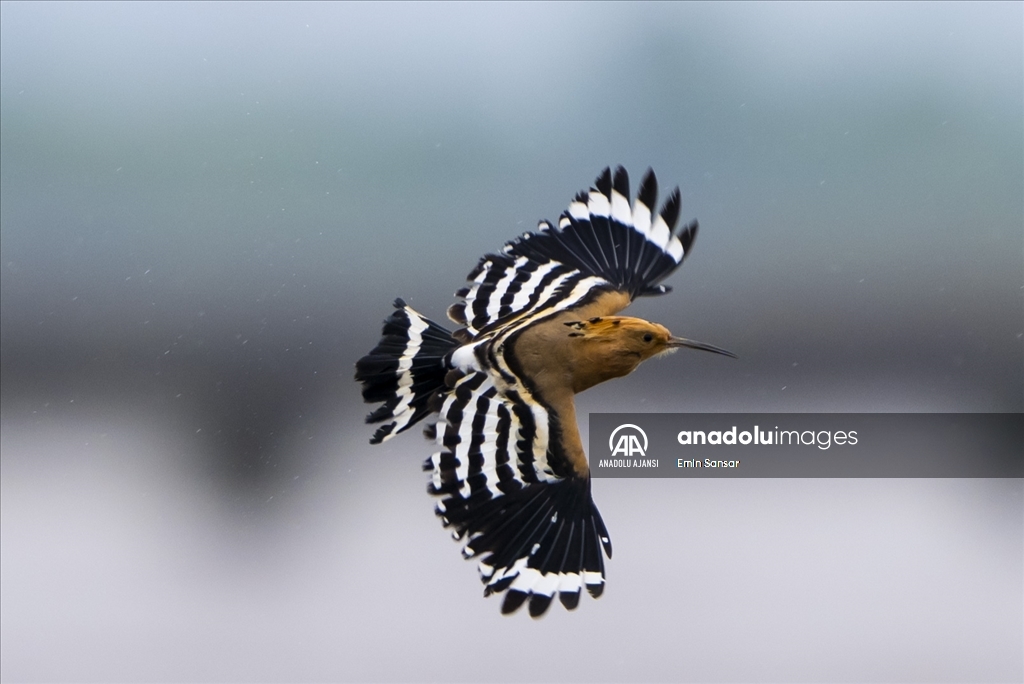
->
[[667, 336, 737, 358]]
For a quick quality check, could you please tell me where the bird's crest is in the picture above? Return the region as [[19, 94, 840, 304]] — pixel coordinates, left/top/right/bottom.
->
[[563, 316, 652, 338]]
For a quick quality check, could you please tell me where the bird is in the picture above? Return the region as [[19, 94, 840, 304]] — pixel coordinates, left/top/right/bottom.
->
[[355, 166, 734, 617]]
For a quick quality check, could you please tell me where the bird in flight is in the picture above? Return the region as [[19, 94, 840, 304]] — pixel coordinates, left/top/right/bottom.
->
[[356, 166, 734, 617]]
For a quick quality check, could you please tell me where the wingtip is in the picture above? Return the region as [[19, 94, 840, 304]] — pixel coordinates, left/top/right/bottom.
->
[[594, 166, 612, 196], [501, 589, 529, 615], [661, 187, 682, 232], [528, 593, 554, 618], [612, 165, 630, 200], [368, 421, 394, 444], [677, 219, 699, 258], [559, 589, 581, 611], [637, 168, 658, 210]]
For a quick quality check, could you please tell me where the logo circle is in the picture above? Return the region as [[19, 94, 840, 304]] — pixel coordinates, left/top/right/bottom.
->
[[609, 424, 648, 453]]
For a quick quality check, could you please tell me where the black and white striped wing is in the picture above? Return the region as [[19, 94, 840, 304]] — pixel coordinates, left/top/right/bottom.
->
[[425, 370, 612, 616], [448, 255, 614, 340], [449, 166, 697, 338]]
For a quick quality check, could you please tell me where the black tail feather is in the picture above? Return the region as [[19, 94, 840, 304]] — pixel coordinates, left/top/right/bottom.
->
[[355, 299, 459, 444]]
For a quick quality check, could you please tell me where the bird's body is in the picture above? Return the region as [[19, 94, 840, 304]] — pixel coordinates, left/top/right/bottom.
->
[[356, 167, 733, 616]]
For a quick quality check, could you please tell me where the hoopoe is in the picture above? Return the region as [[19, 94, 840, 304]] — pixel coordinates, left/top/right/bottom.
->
[[355, 167, 734, 617]]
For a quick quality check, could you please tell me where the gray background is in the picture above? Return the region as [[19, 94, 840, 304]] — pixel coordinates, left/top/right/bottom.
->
[[1, 2, 1021, 682]]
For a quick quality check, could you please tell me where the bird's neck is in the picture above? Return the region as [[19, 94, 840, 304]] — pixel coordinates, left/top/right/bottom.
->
[[506, 299, 639, 477]]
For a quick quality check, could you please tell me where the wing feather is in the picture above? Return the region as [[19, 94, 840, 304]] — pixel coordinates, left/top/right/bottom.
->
[[453, 166, 698, 339], [428, 370, 611, 615]]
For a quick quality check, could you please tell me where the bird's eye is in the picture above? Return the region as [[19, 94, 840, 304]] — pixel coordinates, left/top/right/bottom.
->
[[643, 333, 654, 343]]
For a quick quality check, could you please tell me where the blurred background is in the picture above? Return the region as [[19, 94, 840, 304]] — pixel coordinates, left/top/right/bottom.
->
[[1, 2, 1021, 681]]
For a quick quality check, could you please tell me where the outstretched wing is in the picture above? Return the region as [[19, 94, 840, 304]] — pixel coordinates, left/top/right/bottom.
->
[[425, 370, 612, 616], [448, 166, 698, 339]]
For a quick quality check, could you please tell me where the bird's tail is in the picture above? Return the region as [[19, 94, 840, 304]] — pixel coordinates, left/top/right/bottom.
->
[[355, 299, 459, 444]]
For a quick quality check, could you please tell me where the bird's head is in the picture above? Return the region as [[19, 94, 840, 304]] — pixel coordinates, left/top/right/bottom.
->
[[564, 316, 735, 393]]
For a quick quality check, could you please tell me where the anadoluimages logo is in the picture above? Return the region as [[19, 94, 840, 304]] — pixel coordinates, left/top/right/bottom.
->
[[609, 424, 648, 457]]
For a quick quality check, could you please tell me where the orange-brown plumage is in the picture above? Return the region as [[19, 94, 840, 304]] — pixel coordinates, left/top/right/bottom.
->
[[510, 305, 734, 477]]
